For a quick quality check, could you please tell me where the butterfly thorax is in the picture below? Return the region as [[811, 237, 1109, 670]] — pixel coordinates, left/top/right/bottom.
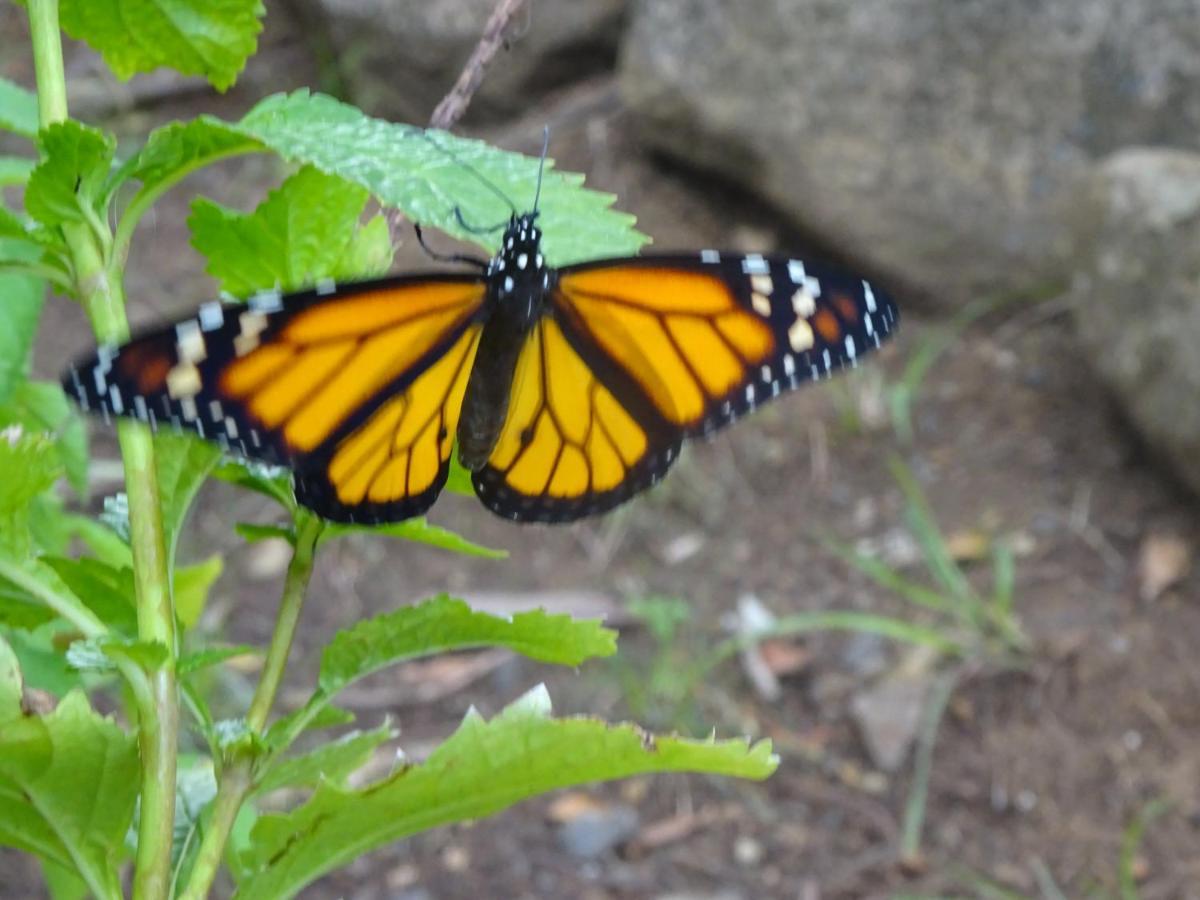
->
[[457, 213, 554, 471]]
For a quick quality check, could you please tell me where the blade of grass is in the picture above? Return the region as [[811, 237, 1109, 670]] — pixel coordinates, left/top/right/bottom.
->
[[899, 668, 958, 865], [1118, 798, 1171, 900], [822, 536, 956, 614]]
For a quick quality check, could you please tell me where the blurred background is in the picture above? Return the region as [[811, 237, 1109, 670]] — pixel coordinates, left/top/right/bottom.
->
[[3, 0, 1200, 897]]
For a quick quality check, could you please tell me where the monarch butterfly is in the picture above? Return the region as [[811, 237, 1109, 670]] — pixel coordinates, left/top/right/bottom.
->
[[63, 210, 898, 524]]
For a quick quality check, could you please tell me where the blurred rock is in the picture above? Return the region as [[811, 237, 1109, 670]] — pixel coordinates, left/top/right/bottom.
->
[[556, 802, 640, 858], [1071, 148, 1200, 499], [300, 0, 627, 123], [620, 0, 1200, 309], [850, 673, 931, 772]]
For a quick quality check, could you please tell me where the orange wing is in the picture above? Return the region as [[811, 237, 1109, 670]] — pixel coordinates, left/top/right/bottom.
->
[[552, 254, 898, 438], [63, 275, 487, 520], [472, 316, 681, 522]]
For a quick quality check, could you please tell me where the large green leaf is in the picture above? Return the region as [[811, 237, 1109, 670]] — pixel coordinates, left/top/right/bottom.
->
[[318, 594, 616, 696], [236, 686, 776, 898], [127, 92, 646, 266], [24, 121, 115, 228], [0, 642, 137, 900], [59, 0, 265, 91], [0, 77, 38, 139], [188, 165, 392, 294]]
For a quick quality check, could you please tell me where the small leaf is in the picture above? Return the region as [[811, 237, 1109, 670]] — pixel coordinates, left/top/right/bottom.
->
[[0, 157, 36, 187], [0, 688, 138, 897], [254, 724, 394, 795], [235, 523, 295, 545], [0, 428, 62, 556], [25, 121, 115, 228], [178, 644, 258, 677], [129, 118, 260, 191], [0, 247, 46, 404], [4, 626, 86, 698], [173, 554, 223, 631], [318, 594, 616, 698], [213, 459, 294, 510], [188, 166, 385, 294], [0, 77, 38, 139], [41, 557, 137, 635], [100, 638, 169, 669], [265, 704, 355, 748], [154, 432, 222, 563], [321, 517, 506, 559], [0, 380, 89, 495], [0, 590, 58, 630], [59, 0, 265, 92], [0, 633, 22, 723], [236, 685, 776, 899]]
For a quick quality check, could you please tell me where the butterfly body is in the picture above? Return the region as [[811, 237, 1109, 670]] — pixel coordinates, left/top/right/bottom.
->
[[459, 214, 552, 470], [64, 213, 899, 525]]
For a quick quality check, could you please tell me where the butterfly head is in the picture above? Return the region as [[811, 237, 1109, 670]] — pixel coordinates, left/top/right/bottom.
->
[[488, 212, 551, 326]]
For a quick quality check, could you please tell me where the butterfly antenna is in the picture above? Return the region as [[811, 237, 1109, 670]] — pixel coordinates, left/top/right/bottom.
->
[[532, 125, 550, 214], [421, 131, 517, 215]]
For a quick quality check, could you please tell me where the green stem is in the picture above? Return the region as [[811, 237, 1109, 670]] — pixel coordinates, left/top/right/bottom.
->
[[178, 513, 323, 900], [26, 4, 178, 898]]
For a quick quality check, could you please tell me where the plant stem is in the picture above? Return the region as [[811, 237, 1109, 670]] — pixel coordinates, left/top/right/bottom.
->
[[179, 513, 323, 900], [26, 4, 178, 897]]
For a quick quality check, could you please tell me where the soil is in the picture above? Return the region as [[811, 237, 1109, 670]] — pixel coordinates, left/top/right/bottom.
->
[[2, 5, 1199, 899]]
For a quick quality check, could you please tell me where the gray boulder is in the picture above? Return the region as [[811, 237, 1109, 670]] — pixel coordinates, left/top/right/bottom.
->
[[619, 0, 1200, 308], [299, 0, 627, 123], [1071, 148, 1200, 497]]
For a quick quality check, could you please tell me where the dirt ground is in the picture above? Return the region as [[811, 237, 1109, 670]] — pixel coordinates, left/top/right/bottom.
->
[[3, 5, 1199, 899]]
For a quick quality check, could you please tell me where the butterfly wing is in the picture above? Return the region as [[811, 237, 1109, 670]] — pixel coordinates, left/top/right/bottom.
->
[[552, 253, 898, 436], [64, 275, 487, 521], [472, 252, 898, 522], [471, 315, 683, 522]]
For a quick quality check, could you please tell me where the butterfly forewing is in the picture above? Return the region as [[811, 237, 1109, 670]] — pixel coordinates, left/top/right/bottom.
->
[[553, 252, 898, 441], [63, 275, 487, 475]]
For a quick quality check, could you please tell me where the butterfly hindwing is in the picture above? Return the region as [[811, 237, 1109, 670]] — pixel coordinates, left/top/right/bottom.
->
[[552, 253, 898, 439], [63, 274, 487, 479], [472, 316, 682, 522], [294, 322, 482, 523]]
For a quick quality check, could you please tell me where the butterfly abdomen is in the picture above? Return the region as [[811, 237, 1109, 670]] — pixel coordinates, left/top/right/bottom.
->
[[457, 314, 530, 471]]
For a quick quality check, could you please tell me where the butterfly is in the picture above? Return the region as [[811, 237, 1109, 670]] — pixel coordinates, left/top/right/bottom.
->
[[62, 212, 898, 524]]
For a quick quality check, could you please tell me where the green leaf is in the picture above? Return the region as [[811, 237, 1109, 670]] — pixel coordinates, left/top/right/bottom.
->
[[0, 157, 36, 187], [178, 644, 258, 677], [4, 625, 86, 698], [59, 0, 265, 92], [154, 432, 222, 565], [41, 858, 89, 900], [0, 689, 138, 898], [236, 686, 776, 899], [0, 590, 58, 630], [0, 380, 89, 495], [0, 633, 22, 723], [25, 121, 115, 228], [0, 429, 62, 556], [319, 594, 615, 697], [235, 91, 646, 265], [254, 724, 394, 795], [173, 554, 223, 631], [41, 557, 137, 635], [213, 459, 293, 511], [321, 517, 506, 559], [234, 523, 294, 545], [129, 118, 260, 190], [189, 165, 389, 294], [0, 245, 46, 403], [0, 77, 38, 139], [265, 704, 355, 747]]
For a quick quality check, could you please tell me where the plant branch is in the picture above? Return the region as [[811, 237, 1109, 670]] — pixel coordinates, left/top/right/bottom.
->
[[27, 4, 178, 897], [429, 0, 530, 130], [178, 512, 323, 900]]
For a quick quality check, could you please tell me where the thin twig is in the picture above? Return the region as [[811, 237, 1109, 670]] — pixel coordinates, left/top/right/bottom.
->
[[430, 0, 530, 131]]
